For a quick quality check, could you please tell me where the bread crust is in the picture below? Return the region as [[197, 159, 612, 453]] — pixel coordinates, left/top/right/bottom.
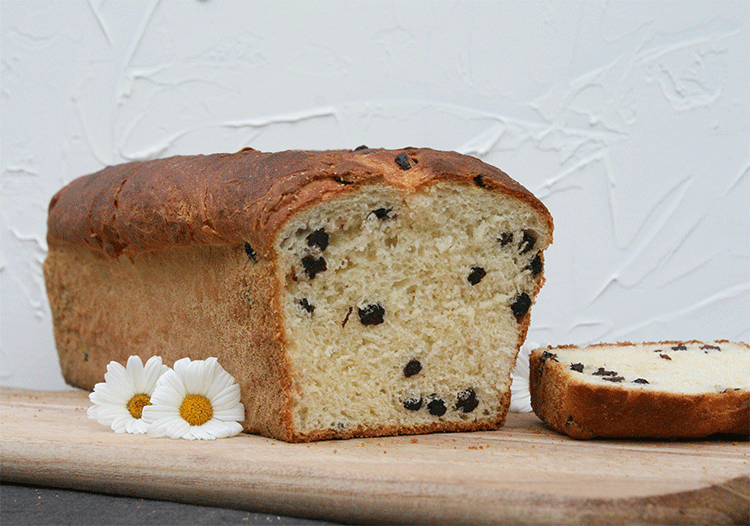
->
[[529, 341, 750, 439], [46, 147, 552, 259], [44, 242, 301, 440]]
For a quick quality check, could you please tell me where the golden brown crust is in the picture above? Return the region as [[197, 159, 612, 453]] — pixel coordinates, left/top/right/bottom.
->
[[44, 242, 298, 440], [47, 147, 553, 260], [529, 341, 750, 439]]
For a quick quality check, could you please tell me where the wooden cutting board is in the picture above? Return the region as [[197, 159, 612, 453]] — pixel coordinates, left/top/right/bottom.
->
[[1, 387, 747, 525]]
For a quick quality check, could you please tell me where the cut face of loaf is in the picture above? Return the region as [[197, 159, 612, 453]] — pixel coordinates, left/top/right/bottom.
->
[[43, 147, 553, 442], [529, 341, 750, 439], [279, 184, 549, 438]]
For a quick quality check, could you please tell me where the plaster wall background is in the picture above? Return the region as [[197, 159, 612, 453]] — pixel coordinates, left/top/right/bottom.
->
[[2, 0, 748, 390]]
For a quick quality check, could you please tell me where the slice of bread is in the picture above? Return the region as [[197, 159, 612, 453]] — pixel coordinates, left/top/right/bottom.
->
[[44, 147, 553, 442], [529, 341, 750, 439]]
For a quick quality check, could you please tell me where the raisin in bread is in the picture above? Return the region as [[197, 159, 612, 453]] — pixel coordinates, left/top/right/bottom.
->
[[43, 147, 553, 442], [529, 341, 750, 439]]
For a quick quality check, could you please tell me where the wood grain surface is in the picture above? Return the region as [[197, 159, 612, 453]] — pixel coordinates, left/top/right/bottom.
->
[[1, 387, 748, 525]]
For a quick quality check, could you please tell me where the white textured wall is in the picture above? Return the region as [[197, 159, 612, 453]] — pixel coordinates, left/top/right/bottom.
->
[[2, 0, 748, 390]]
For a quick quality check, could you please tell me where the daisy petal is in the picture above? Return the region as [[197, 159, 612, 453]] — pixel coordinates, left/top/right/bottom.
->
[[203, 419, 243, 439], [187, 358, 212, 395], [187, 426, 214, 441], [148, 416, 191, 439], [510, 341, 543, 413], [205, 371, 236, 401], [103, 363, 136, 399], [151, 369, 186, 404], [141, 356, 169, 394], [128, 355, 165, 395], [206, 419, 233, 438], [94, 405, 130, 427], [141, 404, 179, 424], [212, 404, 245, 423], [125, 417, 150, 434], [208, 385, 242, 412], [103, 361, 126, 382], [90, 383, 125, 406], [173, 358, 199, 393], [125, 356, 145, 391], [110, 414, 134, 434]]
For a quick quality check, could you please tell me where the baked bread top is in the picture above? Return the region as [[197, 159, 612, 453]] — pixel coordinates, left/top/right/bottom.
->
[[46, 147, 553, 259]]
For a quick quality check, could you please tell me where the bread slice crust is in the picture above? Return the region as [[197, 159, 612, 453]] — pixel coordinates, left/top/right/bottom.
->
[[529, 341, 750, 439]]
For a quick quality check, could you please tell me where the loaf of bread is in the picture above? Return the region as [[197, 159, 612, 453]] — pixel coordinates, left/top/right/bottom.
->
[[529, 341, 750, 439], [44, 147, 553, 442]]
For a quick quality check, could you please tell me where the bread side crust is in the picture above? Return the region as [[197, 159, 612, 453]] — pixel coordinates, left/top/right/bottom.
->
[[43, 242, 301, 441], [529, 342, 750, 439]]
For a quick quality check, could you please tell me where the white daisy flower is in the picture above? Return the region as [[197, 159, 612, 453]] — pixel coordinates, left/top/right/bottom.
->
[[510, 341, 546, 413], [87, 355, 169, 433], [141, 357, 245, 440]]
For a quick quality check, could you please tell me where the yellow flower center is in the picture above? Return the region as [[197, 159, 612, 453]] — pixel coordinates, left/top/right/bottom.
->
[[179, 394, 213, 426], [126, 394, 151, 419]]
